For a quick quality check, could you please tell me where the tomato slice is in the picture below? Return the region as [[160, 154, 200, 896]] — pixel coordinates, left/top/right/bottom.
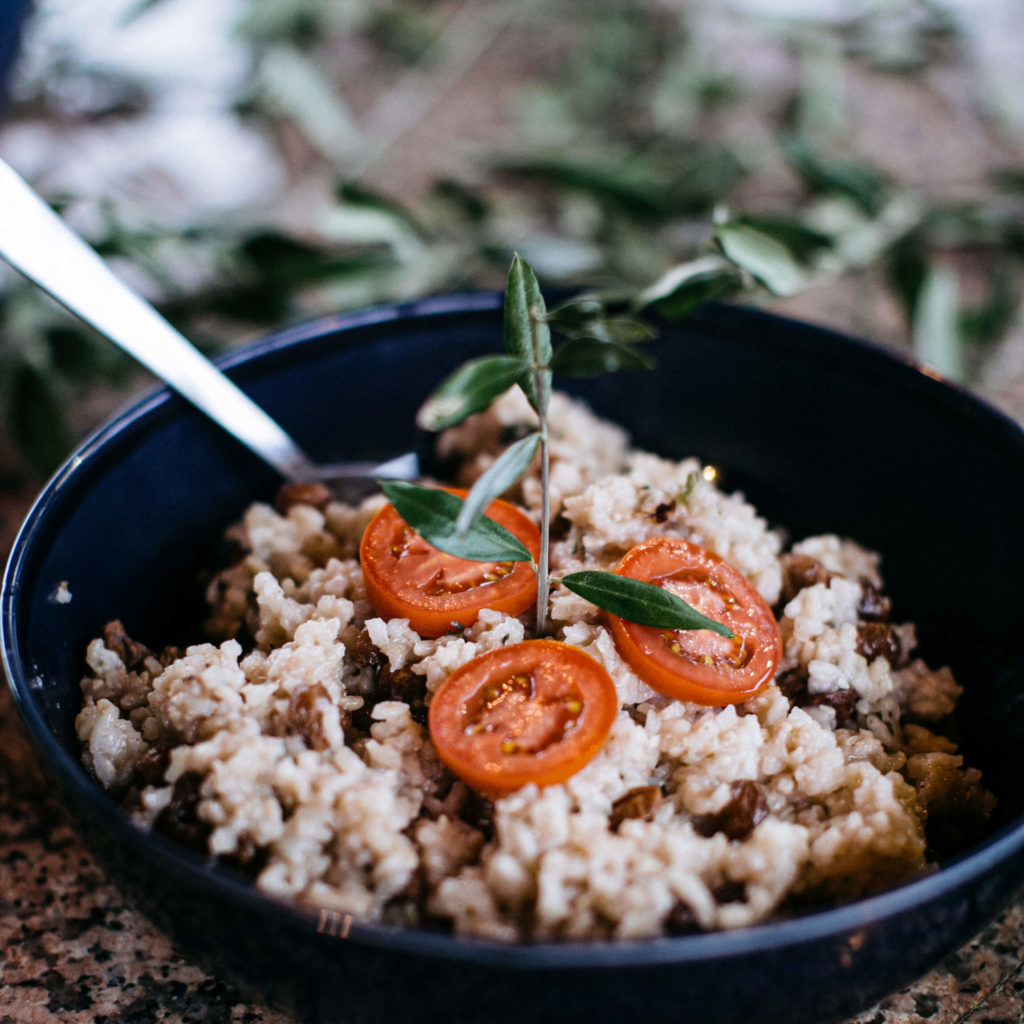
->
[[606, 537, 782, 706], [428, 639, 618, 795], [360, 489, 541, 637]]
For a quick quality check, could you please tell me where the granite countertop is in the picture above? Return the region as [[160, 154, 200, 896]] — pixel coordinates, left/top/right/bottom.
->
[[0, 680, 1021, 1024]]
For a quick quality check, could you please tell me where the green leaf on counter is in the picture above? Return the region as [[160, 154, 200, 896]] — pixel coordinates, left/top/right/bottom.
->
[[912, 264, 964, 381], [715, 221, 808, 297]]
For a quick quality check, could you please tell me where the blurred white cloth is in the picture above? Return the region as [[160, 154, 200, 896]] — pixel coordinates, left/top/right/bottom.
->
[[0, 0, 284, 218]]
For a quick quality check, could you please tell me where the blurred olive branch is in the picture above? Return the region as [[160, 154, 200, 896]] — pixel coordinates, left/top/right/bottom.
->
[[0, 0, 1021, 476]]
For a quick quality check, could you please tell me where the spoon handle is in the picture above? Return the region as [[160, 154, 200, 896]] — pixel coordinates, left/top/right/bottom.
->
[[0, 157, 319, 481]]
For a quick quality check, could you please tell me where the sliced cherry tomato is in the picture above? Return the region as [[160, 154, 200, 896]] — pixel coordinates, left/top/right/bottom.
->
[[360, 489, 541, 637], [606, 537, 782, 706], [428, 639, 618, 795]]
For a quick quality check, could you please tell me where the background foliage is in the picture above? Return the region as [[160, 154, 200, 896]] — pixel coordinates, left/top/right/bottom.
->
[[0, 0, 1022, 481]]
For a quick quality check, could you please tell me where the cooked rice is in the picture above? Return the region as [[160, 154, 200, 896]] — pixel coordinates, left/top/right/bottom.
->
[[76, 389, 994, 940]]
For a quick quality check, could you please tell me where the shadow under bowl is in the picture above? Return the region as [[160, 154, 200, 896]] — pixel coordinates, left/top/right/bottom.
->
[[4, 295, 1024, 1024]]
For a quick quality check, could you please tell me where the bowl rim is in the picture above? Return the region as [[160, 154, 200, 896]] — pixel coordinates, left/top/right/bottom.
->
[[4, 291, 1024, 970]]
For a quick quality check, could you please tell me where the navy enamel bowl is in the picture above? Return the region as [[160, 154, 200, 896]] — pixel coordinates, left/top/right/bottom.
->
[[4, 295, 1024, 1024]]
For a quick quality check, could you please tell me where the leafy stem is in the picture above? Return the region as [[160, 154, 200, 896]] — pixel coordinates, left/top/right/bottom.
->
[[393, 254, 733, 640], [527, 289, 553, 635], [534, 371, 551, 636]]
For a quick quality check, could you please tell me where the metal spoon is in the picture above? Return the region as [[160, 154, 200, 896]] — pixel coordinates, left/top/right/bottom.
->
[[0, 157, 418, 487]]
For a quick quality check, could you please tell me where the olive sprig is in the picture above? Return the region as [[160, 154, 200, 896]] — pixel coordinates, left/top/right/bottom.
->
[[381, 254, 733, 639]]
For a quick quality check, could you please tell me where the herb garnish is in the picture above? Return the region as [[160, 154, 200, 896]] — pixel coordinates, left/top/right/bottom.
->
[[388, 254, 734, 640], [557, 570, 733, 637]]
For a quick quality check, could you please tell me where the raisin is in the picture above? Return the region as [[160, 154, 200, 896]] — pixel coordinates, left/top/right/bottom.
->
[[135, 745, 171, 786], [609, 786, 663, 832], [808, 688, 858, 726], [154, 773, 210, 853], [717, 781, 768, 840], [776, 666, 809, 702], [102, 620, 155, 673], [781, 555, 833, 604], [288, 683, 338, 751], [692, 780, 767, 841], [856, 622, 902, 664], [347, 627, 383, 671]]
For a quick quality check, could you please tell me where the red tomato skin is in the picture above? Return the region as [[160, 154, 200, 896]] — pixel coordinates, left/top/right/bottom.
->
[[607, 537, 782, 706], [428, 639, 619, 795], [360, 490, 541, 638]]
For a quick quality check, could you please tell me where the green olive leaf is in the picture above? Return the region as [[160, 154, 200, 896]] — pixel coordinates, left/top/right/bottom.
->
[[496, 156, 672, 219], [782, 135, 889, 217], [379, 479, 534, 563], [550, 337, 654, 377], [559, 570, 735, 637], [456, 431, 542, 535], [959, 258, 1018, 345], [734, 214, 833, 263], [714, 220, 808, 298], [543, 295, 606, 330], [416, 354, 529, 431], [633, 256, 744, 319], [504, 254, 552, 412], [912, 264, 964, 381], [886, 235, 929, 323], [544, 299, 653, 346], [562, 318, 654, 346]]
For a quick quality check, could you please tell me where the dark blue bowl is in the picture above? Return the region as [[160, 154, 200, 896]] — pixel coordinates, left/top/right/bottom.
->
[[4, 295, 1024, 1024]]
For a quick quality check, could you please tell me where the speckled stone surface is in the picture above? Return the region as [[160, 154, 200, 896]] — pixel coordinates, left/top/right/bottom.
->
[[1, 680, 1022, 1024]]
